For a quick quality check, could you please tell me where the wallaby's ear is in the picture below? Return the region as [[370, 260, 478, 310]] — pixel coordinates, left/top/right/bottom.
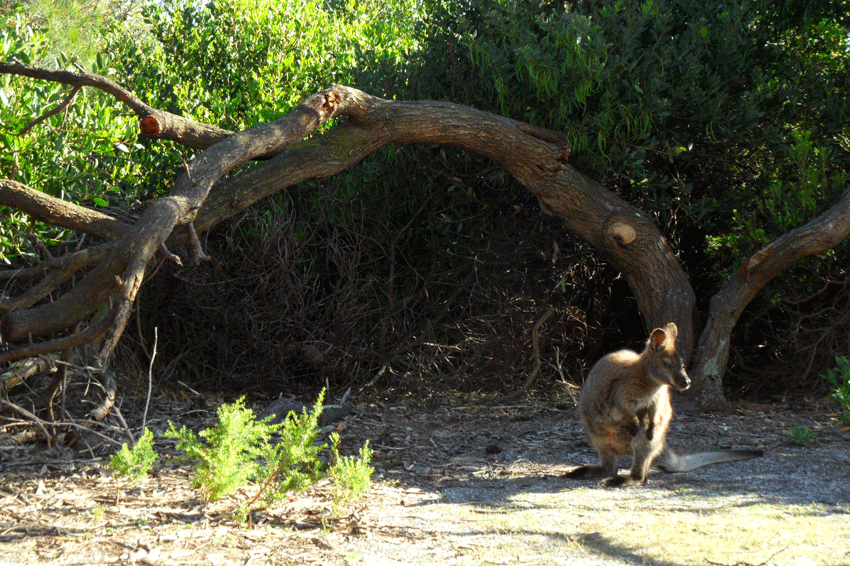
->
[[649, 328, 667, 352]]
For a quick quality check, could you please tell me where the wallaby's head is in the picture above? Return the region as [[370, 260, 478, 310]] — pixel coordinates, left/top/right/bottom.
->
[[646, 322, 691, 391]]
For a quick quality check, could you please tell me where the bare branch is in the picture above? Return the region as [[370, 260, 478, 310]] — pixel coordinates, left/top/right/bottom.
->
[[483, 305, 556, 405], [0, 242, 113, 314], [0, 180, 130, 241], [0, 309, 113, 365], [0, 61, 232, 149]]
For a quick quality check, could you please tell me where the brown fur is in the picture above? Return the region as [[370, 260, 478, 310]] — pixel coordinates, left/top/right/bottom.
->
[[566, 323, 762, 487]]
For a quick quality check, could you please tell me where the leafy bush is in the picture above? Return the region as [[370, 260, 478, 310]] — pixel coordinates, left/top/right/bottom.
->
[[0, 5, 149, 263], [410, 0, 850, 392], [418, 0, 850, 270], [109, 428, 157, 483], [822, 357, 850, 427], [249, 390, 327, 505], [1, 0, 427, 259]]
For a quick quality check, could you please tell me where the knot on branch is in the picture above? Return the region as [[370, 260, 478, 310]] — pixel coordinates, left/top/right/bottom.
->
[[516, 123, 571, 159], [302, 90, 342, 122], [140, 114, 161, 137], [606, 217, 637, 246], [740, 246, 772, 276]]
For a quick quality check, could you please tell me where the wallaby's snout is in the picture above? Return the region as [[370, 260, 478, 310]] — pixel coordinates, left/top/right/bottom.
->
[[672, 364, 691, 391]]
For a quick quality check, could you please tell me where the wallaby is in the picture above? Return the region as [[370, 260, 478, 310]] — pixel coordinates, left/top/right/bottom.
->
[[566, 322, 763, 487]]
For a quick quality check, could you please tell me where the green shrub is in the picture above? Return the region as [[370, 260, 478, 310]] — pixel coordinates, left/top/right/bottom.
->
[[164, 396, 292, 501], [108, 428, 157, 483], [328, 432, 374, 504], [822, 356, 850, 427], [164, 390, 372, 520], [250, 390, 327, 506], [787, 424, 817, 447]]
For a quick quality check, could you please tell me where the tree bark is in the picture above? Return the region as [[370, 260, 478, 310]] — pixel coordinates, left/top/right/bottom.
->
[[0, 180, 130, 241]]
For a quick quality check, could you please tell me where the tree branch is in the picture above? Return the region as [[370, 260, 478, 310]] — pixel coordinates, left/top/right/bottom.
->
[[0, 180, 130, 241], [0, 85, 352, 353], [188, 92, 695, 353], [19, 85, 81, 135], [690, 187, 850, 407], [0, 77, 693, 388], [0, 61, 232, 149]]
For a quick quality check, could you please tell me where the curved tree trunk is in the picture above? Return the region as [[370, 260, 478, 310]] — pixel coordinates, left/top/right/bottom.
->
[[193, 90, 698, 355], [2, 65, 850, 408]]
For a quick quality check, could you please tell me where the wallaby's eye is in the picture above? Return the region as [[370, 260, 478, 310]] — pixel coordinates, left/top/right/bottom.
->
[[663, 360, 674, 369]]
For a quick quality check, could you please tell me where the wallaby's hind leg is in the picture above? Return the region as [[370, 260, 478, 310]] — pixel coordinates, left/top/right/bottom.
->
[[565, 451, 617, 480]]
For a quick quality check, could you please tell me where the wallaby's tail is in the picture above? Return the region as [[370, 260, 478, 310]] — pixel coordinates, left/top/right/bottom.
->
[[658, 449, 764, 473]]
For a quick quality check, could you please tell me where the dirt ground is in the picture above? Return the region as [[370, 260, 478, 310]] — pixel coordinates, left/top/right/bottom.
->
[[1, 389, 848, 566]]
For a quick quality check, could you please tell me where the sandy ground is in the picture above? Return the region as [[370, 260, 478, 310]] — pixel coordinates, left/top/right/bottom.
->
[[1, 393, 848, 565]]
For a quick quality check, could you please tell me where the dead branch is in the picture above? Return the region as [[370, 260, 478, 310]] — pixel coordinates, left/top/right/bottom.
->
[[0, 180, 130, 241], [0, 243, 113, 314], [0, 61, 232, 149], [0, 309, 114, 364], [483, 305, 556, 405], [0, 398, 54, 447]]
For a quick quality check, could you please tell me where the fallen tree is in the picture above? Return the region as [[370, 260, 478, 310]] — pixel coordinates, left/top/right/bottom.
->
[[2, 61, 849, 408]]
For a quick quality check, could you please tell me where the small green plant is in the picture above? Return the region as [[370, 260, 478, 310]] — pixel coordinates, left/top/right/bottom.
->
[[822, 356, 850, 427], [248, 391, 328, 506], [788, 424, 817, 446], [327, 432, 374, 504], [164, 390, 373, 521], [108, 428, 157, 482], [164, 396, 295, 501]]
